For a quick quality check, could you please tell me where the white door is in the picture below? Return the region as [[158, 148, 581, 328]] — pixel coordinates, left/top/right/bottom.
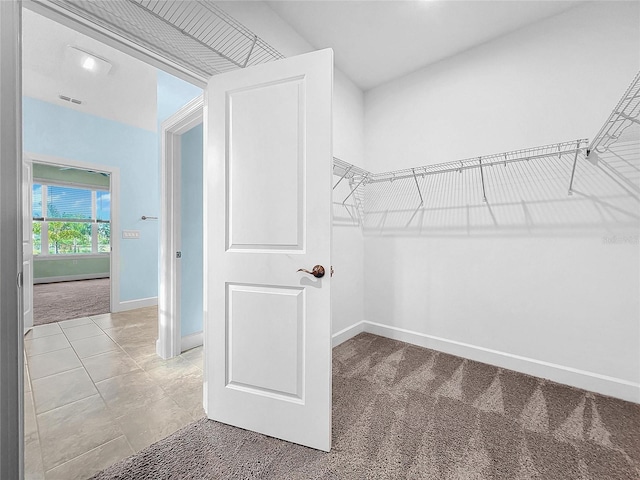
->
[[23, 160, 34, 333], [205, 49, 333, 451]]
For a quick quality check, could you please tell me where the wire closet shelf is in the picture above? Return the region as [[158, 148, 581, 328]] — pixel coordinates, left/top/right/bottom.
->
[[35, 0, 284, 78], [333, 72, 639, 230], [333, 140, 589, 225], [586, 71, 640, 196], [589, 71, 640, 156], [33, 1, 639, 230]]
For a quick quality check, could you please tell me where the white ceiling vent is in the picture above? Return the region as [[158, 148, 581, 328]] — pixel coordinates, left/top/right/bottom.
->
[[58, 94, 83, 105]]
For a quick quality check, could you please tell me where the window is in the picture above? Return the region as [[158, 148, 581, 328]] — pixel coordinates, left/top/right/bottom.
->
[[33, 183, 110, 255]]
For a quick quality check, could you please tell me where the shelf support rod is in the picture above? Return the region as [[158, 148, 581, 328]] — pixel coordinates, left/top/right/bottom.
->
[[568, 140, 582, 195], [343, 175, 367, 206], [242, 35, 258, 68], [411, 168, 424, 206], [333, 165, 352, 190], [479, 158, 487, 203], [617, 112, 640, 125]]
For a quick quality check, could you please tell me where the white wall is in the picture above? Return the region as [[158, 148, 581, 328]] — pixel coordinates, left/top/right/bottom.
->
[[216, 1, 365, 167], [362, 2, 640, 402], [216, 1, 366, 336], [365, 1, 640, 171], [216, 1, 639, 401]]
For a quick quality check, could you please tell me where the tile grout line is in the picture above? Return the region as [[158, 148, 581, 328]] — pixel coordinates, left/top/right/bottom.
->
[[28, 315, 127, 476], [85, 316, 165, 457], [24, 373, 46, 479], [32, 309, 199, 476], [27, 350, 78, 376], [24, 325, 63, 341], [43, 435, 132, 479], [39, 395, 123, 479], [24, 342, 70, 359], [104, 319, 205, 427], [39, 319, 128, 477], [32, 367, 97, 416]]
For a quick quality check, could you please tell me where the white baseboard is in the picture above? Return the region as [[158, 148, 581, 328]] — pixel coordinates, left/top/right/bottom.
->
[[181, 331, 203, 352], [115, 296, 158, 312], [360, 321, 639, 404], [332, 321, 365, 347], [34, 273, 109, 284]]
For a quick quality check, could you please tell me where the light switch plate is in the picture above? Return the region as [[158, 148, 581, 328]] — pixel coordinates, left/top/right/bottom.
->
[[122, 230, 140, 239]]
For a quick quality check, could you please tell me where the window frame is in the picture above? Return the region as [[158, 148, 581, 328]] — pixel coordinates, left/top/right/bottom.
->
[[33, 181, 111, 256]]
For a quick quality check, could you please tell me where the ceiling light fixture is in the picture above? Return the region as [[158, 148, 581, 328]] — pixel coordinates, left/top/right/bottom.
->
[[82, 57, 97, 71], [66, 45, 113, 76]]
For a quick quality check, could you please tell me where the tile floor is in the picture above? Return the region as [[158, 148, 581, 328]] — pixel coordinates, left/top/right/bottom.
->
[[24, 307, 204, 480]]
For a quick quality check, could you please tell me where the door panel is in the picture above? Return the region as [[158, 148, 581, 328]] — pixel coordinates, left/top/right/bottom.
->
[[227, 78, 305, 250], [226, 283, 304, 401], [205, 49, 333, 451]]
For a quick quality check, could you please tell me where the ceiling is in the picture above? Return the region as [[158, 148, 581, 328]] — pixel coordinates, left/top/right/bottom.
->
[[266, 0, 584, 90], [22, 8, 158, 132], [22, 0, 586, 123]]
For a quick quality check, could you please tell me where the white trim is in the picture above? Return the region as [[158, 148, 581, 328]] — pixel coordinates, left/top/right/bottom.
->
[[181, 331, 203, 352], [202, 89, 210, 417], [1, 1, 23, 476], [40, 185, 49, 254], [32, 177, 110, 191], [332, 321, 365, 347], [158, 96, 204, 360], [24, 152, 121, 313], [115, 296, 158, 312], [34, 253, 109, 260], [34, 273, 109, 284], [361, 321, 640, 404]]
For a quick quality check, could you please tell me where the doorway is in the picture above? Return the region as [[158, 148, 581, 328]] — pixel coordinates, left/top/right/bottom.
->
[[158, 96, 204, 359], [11, 1, 336, 477], [27, 158, 115, 327], [20, 8, 204, 479]]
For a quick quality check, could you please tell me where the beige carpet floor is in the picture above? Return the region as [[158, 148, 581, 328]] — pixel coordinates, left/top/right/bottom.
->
[[33, 278, 110, 325], [91, 333, 640, 479]]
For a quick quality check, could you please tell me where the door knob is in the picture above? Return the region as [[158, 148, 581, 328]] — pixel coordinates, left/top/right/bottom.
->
[[297, 265, 325, 278]]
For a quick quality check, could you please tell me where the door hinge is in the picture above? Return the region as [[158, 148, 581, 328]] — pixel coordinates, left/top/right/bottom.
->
[[176, 251, 182, 259], [17, 272, 23, 288]]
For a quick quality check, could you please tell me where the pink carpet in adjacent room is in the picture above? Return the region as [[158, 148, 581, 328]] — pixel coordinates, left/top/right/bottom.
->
[[33, 278, 110, 325]]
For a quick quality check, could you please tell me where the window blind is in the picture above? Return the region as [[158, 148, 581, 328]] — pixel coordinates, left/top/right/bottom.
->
[[46, 185, 92, 220]]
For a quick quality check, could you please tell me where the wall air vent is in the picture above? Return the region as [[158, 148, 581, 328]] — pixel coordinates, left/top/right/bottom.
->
[[58, 94, 83, 105]]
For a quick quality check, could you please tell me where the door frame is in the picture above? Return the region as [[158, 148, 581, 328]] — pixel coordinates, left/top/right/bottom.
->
[[9, 2, 208, 476], [0, 1, 23, 478], [22, 159, 34, 333], [157, 96, 204, 360], [23, 153, 121, 313]]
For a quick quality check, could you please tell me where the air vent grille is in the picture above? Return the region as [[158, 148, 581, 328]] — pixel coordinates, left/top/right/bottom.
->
[[59, 94, 83, 105]]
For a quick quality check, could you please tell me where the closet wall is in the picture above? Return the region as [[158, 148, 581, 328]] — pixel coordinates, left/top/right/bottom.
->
[[364, 2, 639, 169], [362, 2, 640, 401], [215, 1, 638, 400], [218, 1, 366, 336]]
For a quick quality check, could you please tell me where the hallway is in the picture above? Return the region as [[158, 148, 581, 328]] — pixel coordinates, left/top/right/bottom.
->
[[24, 307, 204, 480]]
